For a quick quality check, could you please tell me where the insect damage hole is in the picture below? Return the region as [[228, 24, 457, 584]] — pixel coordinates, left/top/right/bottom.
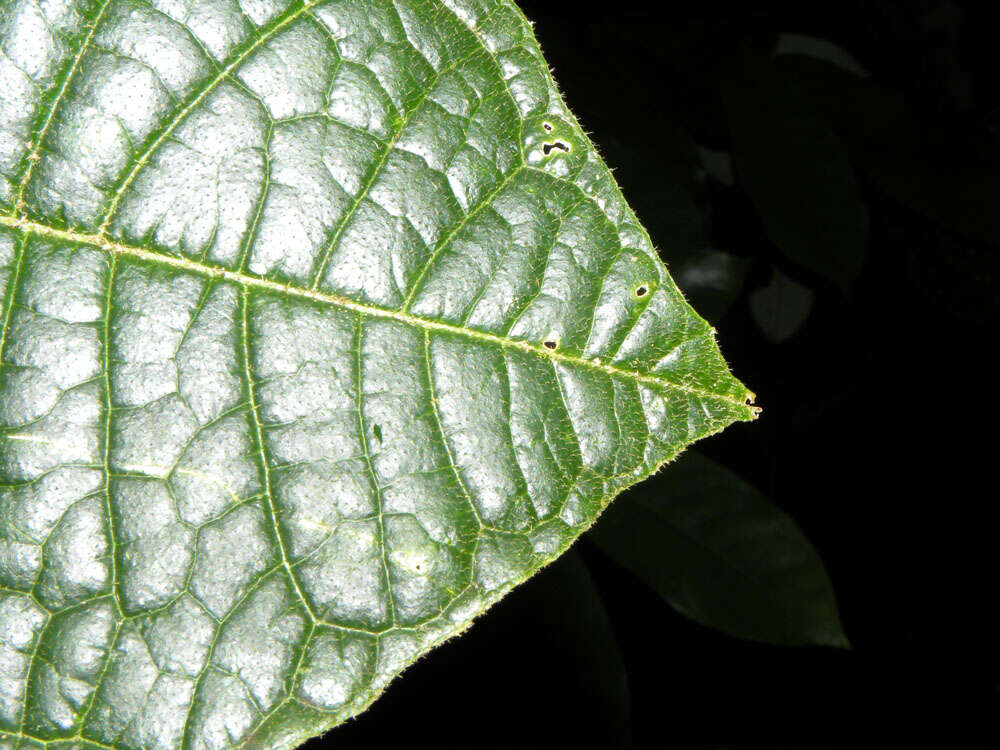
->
[[634, 284, 650, 298], [542, 140, 571, 156], [542, 121, 554, 132], [542, 338, 559, 350]]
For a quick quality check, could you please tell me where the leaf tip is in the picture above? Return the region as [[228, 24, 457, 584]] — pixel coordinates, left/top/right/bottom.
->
[[826, 628, 853, 651]]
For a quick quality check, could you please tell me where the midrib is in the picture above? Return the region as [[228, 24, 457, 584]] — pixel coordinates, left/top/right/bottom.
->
[[0, 212, 754, 409]]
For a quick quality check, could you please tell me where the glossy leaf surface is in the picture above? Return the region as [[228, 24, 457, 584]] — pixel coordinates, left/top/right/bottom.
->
[[0, 1, 754, 747]]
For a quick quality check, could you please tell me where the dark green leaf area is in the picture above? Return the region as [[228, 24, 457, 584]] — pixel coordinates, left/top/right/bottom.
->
[[590, 451, 848, 648], [723, 51, 868, 293]]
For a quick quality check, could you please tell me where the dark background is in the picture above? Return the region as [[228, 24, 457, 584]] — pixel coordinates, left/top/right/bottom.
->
[[309, 1, 999, 746]]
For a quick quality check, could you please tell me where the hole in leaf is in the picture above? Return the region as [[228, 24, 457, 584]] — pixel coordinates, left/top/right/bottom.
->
[[542, 121, 554, 132], [543, 339, 558, 350], [542, 140, 570, 156], [635, 284, 649, 298]]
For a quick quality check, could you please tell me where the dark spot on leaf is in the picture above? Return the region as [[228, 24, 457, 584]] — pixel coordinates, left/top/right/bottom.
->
[[543, 339, 558, 350], [373, 424, 382, 443], [542, 140, 570, 155], [635, 284, 649, 298], [542, 121, 554, 132]]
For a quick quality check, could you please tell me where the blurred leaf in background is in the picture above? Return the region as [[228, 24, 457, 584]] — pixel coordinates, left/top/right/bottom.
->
[[777, 51, 1000, 252], [750, 265, 816, 343], [588, 452, 848, 649], [774, 47, 1000, 323], [521, 551, 632, 747], [722, 49, 869, 294]]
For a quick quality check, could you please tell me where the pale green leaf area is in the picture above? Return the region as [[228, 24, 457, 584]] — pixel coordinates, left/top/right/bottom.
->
[[0, 1, 755, 748]]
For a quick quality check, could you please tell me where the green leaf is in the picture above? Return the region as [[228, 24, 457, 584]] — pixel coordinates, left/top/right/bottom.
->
[[749, 266, 815, 343], [588, 452, 847, 648], [722, 50, 868, 292], [0, 1, 755, 748]]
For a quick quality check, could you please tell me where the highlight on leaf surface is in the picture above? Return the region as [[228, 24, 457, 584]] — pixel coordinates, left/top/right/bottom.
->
[[0, 1, 755, 748]]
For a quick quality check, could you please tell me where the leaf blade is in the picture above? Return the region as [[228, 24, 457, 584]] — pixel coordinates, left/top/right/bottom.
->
[[0, 2, 755, 748], [589, 451, 847, 648], [723, 50, 868, 292]]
